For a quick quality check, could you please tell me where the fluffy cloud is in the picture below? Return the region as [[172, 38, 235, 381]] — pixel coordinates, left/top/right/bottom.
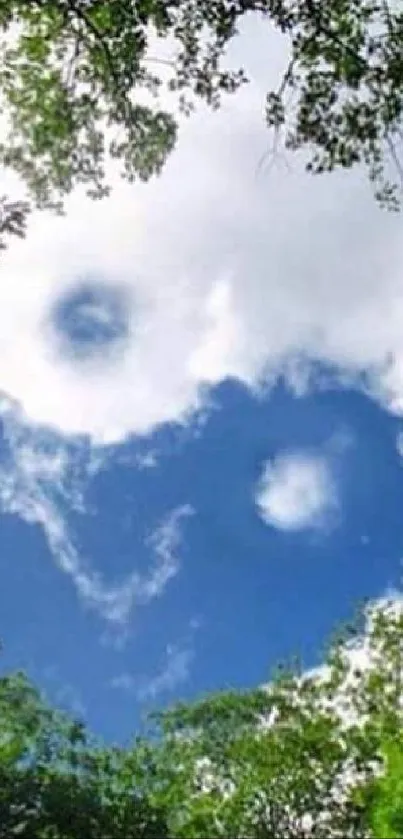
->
[[0, 19, 402, 443], [255, 450, 338, 532], [0, 398, 192, 623]]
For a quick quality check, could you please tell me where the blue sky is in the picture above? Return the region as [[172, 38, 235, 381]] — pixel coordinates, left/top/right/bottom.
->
[[0, 374, 402, 743], [0, 17, 403, 744]]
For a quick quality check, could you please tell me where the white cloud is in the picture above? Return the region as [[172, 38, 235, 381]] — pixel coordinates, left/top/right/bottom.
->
[[110, 673, 137, 692], [136, 643, 194, 701], [0, 399, 192, 623], [136, 450, 159, 470], [41, 665, 87, 719], [0, 18, 402, 443], [111, 619, 198, 701], [256, 450, 337, 531], [111, 641, 194, 702]]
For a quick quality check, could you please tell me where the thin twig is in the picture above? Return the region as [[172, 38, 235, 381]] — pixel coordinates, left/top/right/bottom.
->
[[386, 132, 403, 188], [67, 1, 123, 93]]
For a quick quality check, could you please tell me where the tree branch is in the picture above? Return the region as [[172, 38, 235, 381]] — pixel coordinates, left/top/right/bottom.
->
[[0, 197, 31, 252], [66, 1, 123, 93]]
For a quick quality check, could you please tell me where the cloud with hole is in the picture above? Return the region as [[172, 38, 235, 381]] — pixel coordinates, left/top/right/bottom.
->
[[0, 16, 403, 625], [255, 449, 338, 532], [0, 18, 402, 445]]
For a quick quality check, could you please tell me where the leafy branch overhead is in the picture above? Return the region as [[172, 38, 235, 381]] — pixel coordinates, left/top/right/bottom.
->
[[264, 0, 403, 210], [0, 0, 402, 219]]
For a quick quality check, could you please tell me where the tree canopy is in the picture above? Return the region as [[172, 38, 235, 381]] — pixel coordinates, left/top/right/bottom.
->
[[0, 670, 169, 838], [144, 599, 403, 838], [1, 598, 402, 837], [0, 0, 401, 250]]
